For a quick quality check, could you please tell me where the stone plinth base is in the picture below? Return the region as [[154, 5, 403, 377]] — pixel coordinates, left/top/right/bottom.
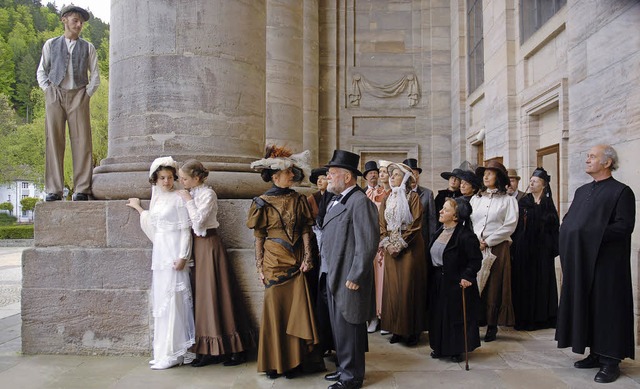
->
[[22, 200, 262, 355]]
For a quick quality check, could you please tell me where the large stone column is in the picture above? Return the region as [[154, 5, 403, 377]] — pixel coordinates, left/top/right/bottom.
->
[[92, 0, 268, 199], [265, 0, 304, 151], [303, 0, 320, 166]]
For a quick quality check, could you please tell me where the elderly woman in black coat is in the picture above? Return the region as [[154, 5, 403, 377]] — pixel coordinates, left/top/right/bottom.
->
[[428, 197, 482, 362]]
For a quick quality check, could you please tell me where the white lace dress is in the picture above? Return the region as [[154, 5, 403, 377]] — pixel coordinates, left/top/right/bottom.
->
[[140, 187, 196, 367]]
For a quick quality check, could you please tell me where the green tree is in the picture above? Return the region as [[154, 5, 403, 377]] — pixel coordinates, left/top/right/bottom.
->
[[0, 201, 13, 215], [20, 196, 39, 212], [0, 36, 15, 96]]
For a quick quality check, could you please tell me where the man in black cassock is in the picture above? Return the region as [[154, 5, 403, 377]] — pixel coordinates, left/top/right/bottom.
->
[[556, 144, 636, 384]]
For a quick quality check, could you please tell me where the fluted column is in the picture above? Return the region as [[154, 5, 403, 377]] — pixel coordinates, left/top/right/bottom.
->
[[303, 0, 319, 166], [265, 0, 304, 151], [93, 0, 267, 199]]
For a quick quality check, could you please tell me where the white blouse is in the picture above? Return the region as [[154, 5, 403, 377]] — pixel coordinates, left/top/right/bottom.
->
[[469, 191, 518, 247], [185, 185, 220, 237]]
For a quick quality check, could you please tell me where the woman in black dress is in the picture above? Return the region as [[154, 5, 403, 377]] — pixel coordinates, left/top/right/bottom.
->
[[511, 167, 559, 330], [428, 197, 482, 362]]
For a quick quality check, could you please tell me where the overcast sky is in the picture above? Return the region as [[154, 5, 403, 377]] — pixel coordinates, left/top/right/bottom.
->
[[52, 1, 110, 23]]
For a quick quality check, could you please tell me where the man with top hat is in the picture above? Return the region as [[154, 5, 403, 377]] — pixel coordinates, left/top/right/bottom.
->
[[507, 168, 526, 201], [363, 160, 385, 208], [403, 158, 437, 245], [37, 5, 100, 202], [320, 150, 379, 389]]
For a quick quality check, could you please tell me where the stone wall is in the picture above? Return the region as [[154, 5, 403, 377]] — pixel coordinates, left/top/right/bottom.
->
[[22, 201, 261, 355]]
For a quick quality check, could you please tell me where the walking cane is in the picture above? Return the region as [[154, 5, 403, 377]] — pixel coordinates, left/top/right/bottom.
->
[[461, 285, 469, 371]]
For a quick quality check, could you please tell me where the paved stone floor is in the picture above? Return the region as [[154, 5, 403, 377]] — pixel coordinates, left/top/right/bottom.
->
[[2, 247, 640, 388]]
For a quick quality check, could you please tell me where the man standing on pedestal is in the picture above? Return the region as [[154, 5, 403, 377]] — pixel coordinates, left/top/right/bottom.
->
[[556, 144, 636, 384], [321, 150, 379, 389], [36, 5, 100, 201]]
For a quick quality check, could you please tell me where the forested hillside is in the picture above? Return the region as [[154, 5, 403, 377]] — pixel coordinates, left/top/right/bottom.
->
[[0, 0, 109, 192]]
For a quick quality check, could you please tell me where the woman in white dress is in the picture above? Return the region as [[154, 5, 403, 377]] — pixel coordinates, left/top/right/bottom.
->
[[127, 156, 196, 370]]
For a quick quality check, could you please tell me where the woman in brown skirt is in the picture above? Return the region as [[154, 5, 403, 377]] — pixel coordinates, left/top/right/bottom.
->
[[246, 146, 324, 379], [379, 162, 428, 346], [469, 161, 518, 342], [177, 159, 256, 367]]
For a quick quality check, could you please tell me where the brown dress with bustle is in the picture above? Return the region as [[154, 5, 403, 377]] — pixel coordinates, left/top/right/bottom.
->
[[186, 185, 256, 356], [247, 191, 323, 374]]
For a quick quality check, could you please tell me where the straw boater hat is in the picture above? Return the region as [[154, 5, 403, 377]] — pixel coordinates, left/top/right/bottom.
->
[[250, 145, 312, 185]]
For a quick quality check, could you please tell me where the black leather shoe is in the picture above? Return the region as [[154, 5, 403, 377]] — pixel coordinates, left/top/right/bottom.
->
[[191, 355, 220, 367], [389, 334, 403, 344], [72, 192, 89, 201], [45, 193, 62, 202], [265, 370, 280, 379], [223, 352, 246, 366], [594, 364, 620, 383], [574, 354, 601, 369], [406, 334, 419, 346], [430, 350, 442, 359], [451, 354, 464, 363], [484, 326, 497, 342], [284, 366, 301, 379], [328, 379, 363, 389], [324, 371, 341, 381]]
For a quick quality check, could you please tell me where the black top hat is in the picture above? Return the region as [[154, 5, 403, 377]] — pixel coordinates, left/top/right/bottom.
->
[[362, 161, 379, 177], [402, 158, 422, 174], [60, 5, 90, 21], [310, 167, 328, 185], [454, 169, 482, 189], [326, 150, 362, 176]]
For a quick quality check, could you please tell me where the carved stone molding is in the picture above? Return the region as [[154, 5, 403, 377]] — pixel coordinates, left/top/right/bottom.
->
[[348, 73, 420, 107]]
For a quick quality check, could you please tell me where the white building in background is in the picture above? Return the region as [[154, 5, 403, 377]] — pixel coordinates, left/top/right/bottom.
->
[[0, 180, 45, 222]]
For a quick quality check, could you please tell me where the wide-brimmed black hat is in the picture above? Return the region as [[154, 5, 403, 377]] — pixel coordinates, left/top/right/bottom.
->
[[454, 169, 482, 189], [326, 150, 362, 176], [362, 161, 379, 177], [475, 160, 509, 187], [60, 5, 90, 21], [402, 158, 422, 174], [310, 167, 328, 185]]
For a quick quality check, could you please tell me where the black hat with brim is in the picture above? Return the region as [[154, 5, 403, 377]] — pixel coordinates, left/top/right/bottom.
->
[[60, 5, 90, 21], [402, 158, 422, 174], [325, 150, 362, 176], [454, 170, 482, 189], [310, 167, 328, 185], [362, 160, 379, 177]]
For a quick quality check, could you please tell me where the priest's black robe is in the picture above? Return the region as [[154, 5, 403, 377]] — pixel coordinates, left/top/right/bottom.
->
[[555, 177, 636, 360], [511, 193, 559, 330]]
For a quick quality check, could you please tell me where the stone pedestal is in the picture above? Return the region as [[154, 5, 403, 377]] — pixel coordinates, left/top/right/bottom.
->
[[22, 201, 262, 355]]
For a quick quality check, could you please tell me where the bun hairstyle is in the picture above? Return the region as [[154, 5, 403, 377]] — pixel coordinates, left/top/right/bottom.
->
[[180, 159, 209, 182], [446, 197, 474, 232]]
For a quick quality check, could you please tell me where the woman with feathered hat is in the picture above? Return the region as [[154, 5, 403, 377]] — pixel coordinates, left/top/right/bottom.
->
[[246, 145, 324, 379]]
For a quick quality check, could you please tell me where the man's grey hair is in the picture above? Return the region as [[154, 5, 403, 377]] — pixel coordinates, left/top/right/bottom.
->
[[601, 145, 619, 171]]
